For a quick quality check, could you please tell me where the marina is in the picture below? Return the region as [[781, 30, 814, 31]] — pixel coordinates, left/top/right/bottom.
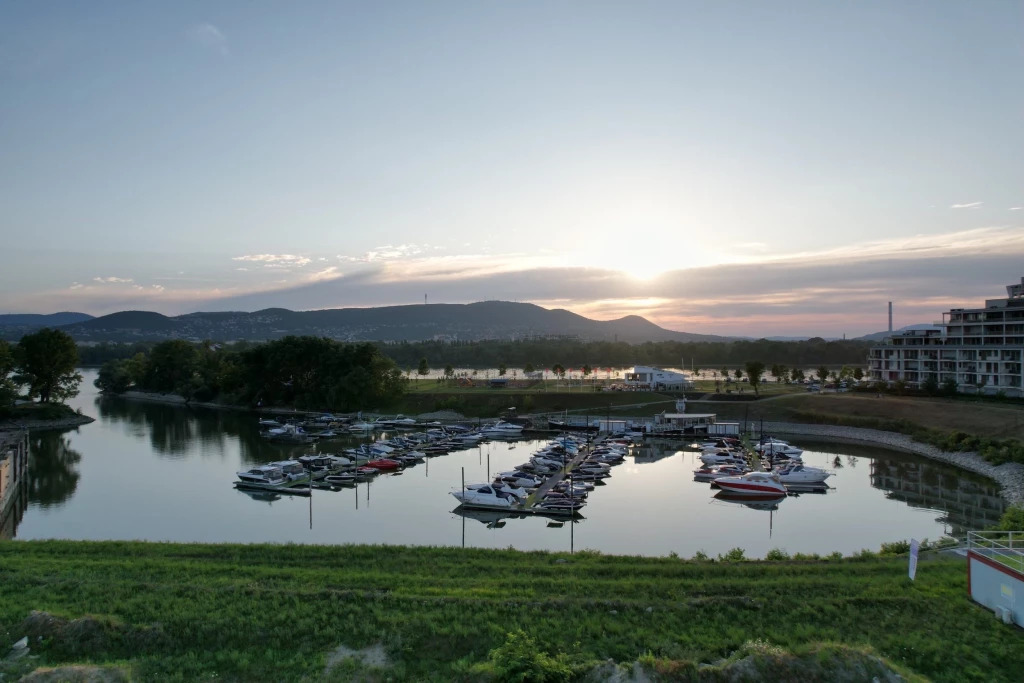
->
[[4, 370, 1007, 555]]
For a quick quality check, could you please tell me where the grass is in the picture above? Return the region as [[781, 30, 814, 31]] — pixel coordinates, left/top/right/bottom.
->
[[0, 402, 79, 422], [2, 541, 1023, 682], [700, 392, 1024, 441], [392, 388, 677, 418]]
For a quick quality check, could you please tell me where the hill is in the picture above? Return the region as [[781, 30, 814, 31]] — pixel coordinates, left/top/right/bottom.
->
[[854, 324, 938, 342], [0, 312, 94, 340], [55, 301, 735, 343]]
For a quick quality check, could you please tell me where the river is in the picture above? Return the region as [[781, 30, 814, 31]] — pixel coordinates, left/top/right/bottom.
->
[[4, 370, 1005, 557]]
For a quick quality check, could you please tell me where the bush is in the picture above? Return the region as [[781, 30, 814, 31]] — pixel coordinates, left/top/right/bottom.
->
[[765, 548, 790, 561], [998, 507, 1024, 531], [488, 630, 572, 683], [718, 547, 746, 562], [879, 540, 911, 555]]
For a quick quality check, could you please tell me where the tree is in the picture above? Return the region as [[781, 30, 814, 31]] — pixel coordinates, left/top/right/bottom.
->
[[443, 363, 454, 384], [720, 367, 729, 379], [816, 366, 829, 384], [922, 374, 940, 396], [144, 340, 199, 397], [790, 367, 801, 383], [524, 362, 535, 374], [839, 366, 853, 381], [776, 364, 788, 383], [15, 328, 82, 403], [417, 357, 430, 377], [552, 363, 565, 379], [95, 359, 134, 394], [942, 377, 959, 396], [853, 367, 864, 381], [0, 340, 18, 409], [498, 362, 507, 377], [581, 364, 592, 379], [744, 360, 766, 396], [893, 379, 907, 396], [733, 368, 743, 380]]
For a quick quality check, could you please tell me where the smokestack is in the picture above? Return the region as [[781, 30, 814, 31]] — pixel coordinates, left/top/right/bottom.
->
[[888, 302, 892, 332]]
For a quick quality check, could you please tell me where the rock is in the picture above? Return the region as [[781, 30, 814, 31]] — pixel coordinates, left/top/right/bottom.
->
[[645, 607, 653, 613], [13, 637, 28, 650], [609, 610, 618, 615], [6, 647, 29, 661], [555, 559, 568, 564]]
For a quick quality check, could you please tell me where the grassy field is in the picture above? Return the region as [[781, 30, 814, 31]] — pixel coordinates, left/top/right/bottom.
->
[[393, 387, 677, 418], [698, 392, 1024, 441], [1, 541, 1022, 682]]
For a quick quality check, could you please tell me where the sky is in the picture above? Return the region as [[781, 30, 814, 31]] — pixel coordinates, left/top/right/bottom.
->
[[1, 1, 1022, 337]]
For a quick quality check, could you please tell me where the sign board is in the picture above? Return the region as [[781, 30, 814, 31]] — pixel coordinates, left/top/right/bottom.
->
[[908, 539, 920, 581]]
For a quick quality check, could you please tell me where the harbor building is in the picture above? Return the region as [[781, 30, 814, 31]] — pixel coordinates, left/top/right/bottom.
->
[[623, 366, 694, 391], [868, 278, 1024, 397]]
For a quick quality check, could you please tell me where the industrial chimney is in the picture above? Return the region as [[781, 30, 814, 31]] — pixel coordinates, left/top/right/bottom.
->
[[888, 302, 892, 332]]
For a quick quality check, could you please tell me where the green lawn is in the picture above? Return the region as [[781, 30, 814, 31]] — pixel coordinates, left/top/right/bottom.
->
[[1, 541, 1021, 682]]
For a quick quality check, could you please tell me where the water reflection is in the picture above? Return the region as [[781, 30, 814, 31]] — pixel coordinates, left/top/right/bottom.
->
[[28, 433, 82, 508], [4, 371, 1012, 556]]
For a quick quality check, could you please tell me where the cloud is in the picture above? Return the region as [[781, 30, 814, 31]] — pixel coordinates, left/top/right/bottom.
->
[[950, 202, 982, 209], [188, 23, 228, 54], [151, 284, 165, 292], [69, 282, 83, 290], [309, 266, 340, 281], [1011, 207, 1022, 211], [232, 254, 311, 267], [93, 276, 133, 284]]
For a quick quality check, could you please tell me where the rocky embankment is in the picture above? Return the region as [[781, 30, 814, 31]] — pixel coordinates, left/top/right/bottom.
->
[[761, 421, 1024, 507], [0, 414, 94, 432]]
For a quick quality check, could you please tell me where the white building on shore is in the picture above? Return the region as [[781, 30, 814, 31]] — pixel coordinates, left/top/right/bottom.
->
[[623, 366, 694, 391], [868, 278, 1024, 397]]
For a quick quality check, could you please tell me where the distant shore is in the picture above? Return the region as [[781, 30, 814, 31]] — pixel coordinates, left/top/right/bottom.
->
[[0, 414, 94, 432]]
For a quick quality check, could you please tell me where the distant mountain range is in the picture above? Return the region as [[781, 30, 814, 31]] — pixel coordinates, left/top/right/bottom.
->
[[0, 312, 94, 338], [1, 302, 736, 344], [853, 324, 938, 342]]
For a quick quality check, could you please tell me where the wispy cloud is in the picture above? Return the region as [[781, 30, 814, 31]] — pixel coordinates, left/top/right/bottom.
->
[[951, 202, 982, 209], [68, 282, 83, 290], [93, 276, 133, 284], [1010, 207, 1022, 211], [232, 254, 311, 267], [188, 23, 228, 55]]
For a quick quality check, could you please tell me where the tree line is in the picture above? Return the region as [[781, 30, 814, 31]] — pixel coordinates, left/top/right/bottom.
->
[[94, 336, 407, 411], [379, 337, 872, 370]]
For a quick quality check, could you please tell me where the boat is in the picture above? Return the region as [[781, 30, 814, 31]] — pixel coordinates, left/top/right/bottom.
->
[[496, 471, 543, 488], [481, 421, 525, 436], [693, 464, 748, 482], [269, 460, 308, 482], [258, 418, 283, 428], [325, 473, 357, 485], [774, 463, 832, 484], [451, 484, 525, 509], [466, 482, 530, 498], [715, 471, 787, 496], [236, 465, 287, 485], [349, 421, 375, 431], [700, 451, 747, 465], [755, 439, 804, 457], [391, 415, 417, 428], [548, 419, 600, 433], [262, 424, 316, 444], [366, 458, 401, 470]]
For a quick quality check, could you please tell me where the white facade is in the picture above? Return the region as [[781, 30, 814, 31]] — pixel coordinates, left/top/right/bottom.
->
[[869, 278, 1024, 397], [623, 366, 693, 391]]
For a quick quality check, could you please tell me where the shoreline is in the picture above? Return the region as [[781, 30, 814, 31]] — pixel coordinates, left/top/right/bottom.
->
[[0, 414, 95, 433], [759, 421, 1024, 507]]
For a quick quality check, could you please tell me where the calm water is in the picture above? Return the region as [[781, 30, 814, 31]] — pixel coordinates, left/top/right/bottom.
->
[[5, 370, 1004, 557]]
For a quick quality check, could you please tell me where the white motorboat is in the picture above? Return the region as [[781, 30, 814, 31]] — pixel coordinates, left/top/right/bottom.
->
[[693, 464, 749, 482], [349, 421, 375, 431], [774, 463, 831, 484], [269, 460, 308, 482], [237, 466, 287, 485], [759, 442, 804, 457], [262, 424, 315, 444], [497, 471, 543, 488], [466, 482, 530, 498], [715, 471, 787, 496], [451, 484, 525, 509], [481, 421, 525, 436], [258, 418, 283, 428], [369, 443, 395, 455], [391, 415, 417, 428], [700, 451, 746, 465]]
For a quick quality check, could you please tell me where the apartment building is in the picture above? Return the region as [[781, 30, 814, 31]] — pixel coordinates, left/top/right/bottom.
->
[[868, 278, 1024, 397]]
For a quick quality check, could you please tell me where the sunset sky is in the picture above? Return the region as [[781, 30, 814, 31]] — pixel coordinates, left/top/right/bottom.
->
[[2, 1, 1021, 336]]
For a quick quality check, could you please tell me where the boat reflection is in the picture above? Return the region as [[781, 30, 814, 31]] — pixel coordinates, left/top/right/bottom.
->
[[238, 489, 283, 505], [452, 507, 527, 528], [713, 490, 786, 511]]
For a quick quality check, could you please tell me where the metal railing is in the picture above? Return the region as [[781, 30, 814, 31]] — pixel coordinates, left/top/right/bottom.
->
[[968, 531, 1024, 573]]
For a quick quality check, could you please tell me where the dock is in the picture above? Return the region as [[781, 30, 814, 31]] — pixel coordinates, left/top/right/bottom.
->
[[524, 438, 595, 512]]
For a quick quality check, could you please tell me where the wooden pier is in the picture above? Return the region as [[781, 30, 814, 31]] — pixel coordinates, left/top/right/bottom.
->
[[525, 438, 596, 509]]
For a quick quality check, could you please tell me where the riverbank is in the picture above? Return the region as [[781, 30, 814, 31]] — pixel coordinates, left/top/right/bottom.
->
[[0, 404, 94, 433], [759, 422, 1024, 507], [0, 540, 1019, 682]]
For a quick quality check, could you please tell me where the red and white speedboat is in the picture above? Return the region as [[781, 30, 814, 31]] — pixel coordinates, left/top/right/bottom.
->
[[366, 458, 401, 470], [715, 471, 786, 496]]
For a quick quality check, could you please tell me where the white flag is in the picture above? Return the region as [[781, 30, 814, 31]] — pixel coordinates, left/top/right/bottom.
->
[[908, 539, 920, 581]]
